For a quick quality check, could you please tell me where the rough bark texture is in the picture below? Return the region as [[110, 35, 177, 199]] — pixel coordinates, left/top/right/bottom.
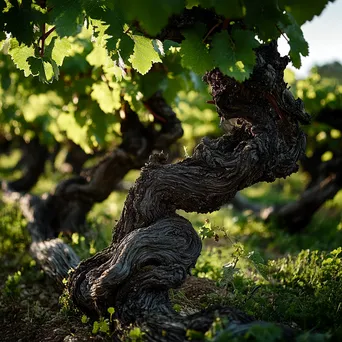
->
[[3, 93, 183, 283], [231, 108, 342, 232], [67, 43, 309, 340]]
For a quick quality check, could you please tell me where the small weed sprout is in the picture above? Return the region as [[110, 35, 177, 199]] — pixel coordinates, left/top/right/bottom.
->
[[89, 307, 117, 337], [81, 314, 89, 324], [92, 316, 110, 334], [107, 306, 115, 322], [4, 270, 22, 297], [198, 219, 216, 240], [128, 326, 145, 341]]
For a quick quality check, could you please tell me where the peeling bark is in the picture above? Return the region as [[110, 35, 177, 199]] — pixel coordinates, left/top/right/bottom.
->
[[67, 43, 309, 339]]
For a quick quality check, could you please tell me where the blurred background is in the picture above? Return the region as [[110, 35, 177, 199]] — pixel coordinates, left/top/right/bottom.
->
[[279, 0, 342, 77]]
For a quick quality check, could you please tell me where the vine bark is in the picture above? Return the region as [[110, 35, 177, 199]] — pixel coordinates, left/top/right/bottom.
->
[[68, 42, 309, 339], [231, 108, 342, 232]]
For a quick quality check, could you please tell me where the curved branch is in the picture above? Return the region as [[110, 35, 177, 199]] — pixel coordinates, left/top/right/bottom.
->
[[68, 42, 309, 339]]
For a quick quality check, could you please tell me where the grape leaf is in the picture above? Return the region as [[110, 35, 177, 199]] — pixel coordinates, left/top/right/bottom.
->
[[28, 57, 54, 83], [280, 14, 309, 68], [279, 0, 332, 25], [129, 35, 162, 75], [181, 25, 214, 75], [44, 36, 71, 66], [91, 82, 121, 113], [86, 45, 109, 67], [232, 29, 260, 67], [117, 34, 134, 62], [210, 30, 259, 81], [117, 0, 184, 36], [210, 32, 235, 69], [48, 0, 83, 37], [3, 1, 44, 45], [89, 6, 133, 68], [211, 0, 245, 18], [100, 7, 126, 51], [50, 59, 60, 80], [244, 0, 284, 41], [110, 62, 125, 82], [8, 40, 35, 77], [90, 19, 110, 47]]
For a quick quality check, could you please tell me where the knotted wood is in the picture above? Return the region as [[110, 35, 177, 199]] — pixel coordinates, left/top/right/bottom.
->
[[67, 42, 309, 339]]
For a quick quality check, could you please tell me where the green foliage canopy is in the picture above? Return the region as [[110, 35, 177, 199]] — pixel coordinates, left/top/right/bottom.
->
[[0, 0, 334, 82], [0, 0, 335, 153]]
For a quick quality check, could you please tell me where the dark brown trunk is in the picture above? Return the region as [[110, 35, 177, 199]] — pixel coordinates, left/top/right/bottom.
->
[[67, 43, 309, 340], [230, 107, 342, 232]]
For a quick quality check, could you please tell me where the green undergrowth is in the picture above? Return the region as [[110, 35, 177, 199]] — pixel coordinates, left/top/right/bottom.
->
[[202, 245, 342, 334]]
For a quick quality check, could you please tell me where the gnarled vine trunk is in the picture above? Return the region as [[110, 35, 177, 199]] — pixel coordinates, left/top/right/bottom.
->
[[67, 42, 309, 340]]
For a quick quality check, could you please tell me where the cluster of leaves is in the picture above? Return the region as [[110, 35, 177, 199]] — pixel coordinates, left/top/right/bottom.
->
[[0, 29, 122, 152], [0, 20, 215, 153], [0, 0, 335, 156], [287, 63, 342, 163], [0, 0, 334, 84]]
